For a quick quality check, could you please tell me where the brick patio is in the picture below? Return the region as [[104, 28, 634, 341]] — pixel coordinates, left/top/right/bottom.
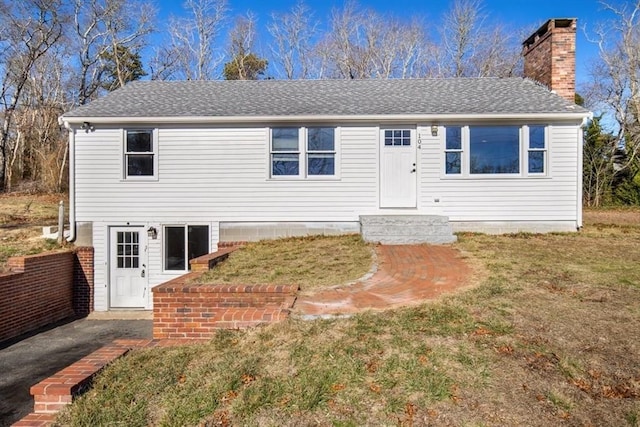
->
[[293, 244, 472, 316]]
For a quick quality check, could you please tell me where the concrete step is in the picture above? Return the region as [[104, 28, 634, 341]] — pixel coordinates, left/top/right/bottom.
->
[[360, 215, 457, 244]]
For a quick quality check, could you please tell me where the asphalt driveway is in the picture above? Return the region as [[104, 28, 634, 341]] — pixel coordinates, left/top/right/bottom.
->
[[0, 317, 152, 426]]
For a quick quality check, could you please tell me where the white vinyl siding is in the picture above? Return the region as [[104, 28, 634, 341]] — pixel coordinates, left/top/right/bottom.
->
[[75, 125, 375, 224], [76, 123, 579, 225], [419, 123, 580, 222]]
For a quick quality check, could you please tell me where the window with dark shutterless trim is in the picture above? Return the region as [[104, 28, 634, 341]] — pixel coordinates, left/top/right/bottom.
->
[[164, 225, 209, 271], [124, 130, 155, 178]]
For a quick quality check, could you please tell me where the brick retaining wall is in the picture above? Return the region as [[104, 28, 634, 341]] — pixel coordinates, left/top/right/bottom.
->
[[0, 252, 75, 343], [153, 248, 298, 339], [0, 247, 95, 344], [153, 277, 297, 339]]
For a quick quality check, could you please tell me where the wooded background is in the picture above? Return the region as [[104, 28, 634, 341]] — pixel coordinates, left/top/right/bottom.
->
[[0, 0, 638, 206]]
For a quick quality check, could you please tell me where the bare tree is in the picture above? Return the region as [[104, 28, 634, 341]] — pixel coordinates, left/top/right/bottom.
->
[[71, 0, 155, 105], [314, 2, 433, 80], [267, 2, 318, 79], [584, 1, 640, 205], [0, 0, 63, 191], [161, 0, 228, 80], [439, 0, 521, 77]]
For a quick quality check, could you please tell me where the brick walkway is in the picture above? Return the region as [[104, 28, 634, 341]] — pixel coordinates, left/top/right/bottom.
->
[[293, 245, 471, 316]]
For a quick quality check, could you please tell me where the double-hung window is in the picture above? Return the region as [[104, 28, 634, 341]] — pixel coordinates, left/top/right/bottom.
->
[[270, 127, 337, 178], [445, 126, 462, 174], [164, 225, 210, 271], [443, 125, 548, 177], [124, 129, 157, 179], [527, 125, 546, 174]]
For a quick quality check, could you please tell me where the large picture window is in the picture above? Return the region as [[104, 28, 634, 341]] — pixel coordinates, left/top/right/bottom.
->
[[125, 130, 156, 178], [164, 225, 209, 271], [270, 127, 337, 178], [444, 125, 547, 177], [470, 126, 520, 174]]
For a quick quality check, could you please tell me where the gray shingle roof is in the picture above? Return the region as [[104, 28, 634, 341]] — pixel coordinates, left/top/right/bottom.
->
[[62, 78, 589, 119]]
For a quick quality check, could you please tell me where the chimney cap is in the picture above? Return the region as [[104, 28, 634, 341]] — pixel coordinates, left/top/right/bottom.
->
[[523, 18, 577, 48]]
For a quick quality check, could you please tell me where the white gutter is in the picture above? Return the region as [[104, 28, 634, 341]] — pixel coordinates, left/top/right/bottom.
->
[[59, 111, 591, 126], [63, 122, 76, 242]]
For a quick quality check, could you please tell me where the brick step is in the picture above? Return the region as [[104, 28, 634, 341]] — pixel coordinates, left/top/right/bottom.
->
[[13, 340, 152, 426], [360, 215, 456, 244]]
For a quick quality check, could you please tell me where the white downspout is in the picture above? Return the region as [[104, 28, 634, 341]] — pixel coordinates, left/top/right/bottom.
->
[[64, 122, 76, 242], [577, 116, 589, 230]]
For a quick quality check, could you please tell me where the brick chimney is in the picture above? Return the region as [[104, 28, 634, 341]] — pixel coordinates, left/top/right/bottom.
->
[[522, 18, 577, 103]]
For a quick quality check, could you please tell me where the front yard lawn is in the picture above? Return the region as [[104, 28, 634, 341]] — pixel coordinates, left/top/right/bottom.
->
[[195, 234, 374, 291], [56, 209, 640, 426]]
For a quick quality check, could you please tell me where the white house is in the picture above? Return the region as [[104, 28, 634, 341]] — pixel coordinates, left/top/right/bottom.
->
[[59, 19, 591, 311]]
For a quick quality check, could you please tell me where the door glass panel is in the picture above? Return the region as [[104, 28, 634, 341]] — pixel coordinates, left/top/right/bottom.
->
[[384, 129, 411, 146], [116, 231, 140, 270]]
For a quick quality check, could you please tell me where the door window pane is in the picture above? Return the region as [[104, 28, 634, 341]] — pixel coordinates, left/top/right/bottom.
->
[[384, 129, 411, 146], [116, 231, 139, 270]]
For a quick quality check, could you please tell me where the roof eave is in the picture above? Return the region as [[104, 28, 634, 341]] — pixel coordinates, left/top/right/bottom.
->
[[59, 112, 592, 127]]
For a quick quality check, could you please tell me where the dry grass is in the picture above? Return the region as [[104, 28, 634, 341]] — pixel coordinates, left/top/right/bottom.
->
[[196, 234, 374, 291], [56, 210, 640, 426], [0, 193, 69, 272]]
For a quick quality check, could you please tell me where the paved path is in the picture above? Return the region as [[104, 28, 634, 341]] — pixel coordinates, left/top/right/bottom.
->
[[293, 245, 471, 316], [0, 318, 152, 427]]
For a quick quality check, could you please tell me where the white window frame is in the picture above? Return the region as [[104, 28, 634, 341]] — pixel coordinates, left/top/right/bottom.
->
[[444, 126, 464, 175], [122, 128, 159, 181], [162, 224, 210, 272], [269, 126, 340, 180], [442, 124, 549, 178], [524, 124, 548, 175]]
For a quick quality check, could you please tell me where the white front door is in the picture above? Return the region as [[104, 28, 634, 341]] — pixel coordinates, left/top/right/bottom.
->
[[380, 128, 417, 208], [109, 227, 148, 308]]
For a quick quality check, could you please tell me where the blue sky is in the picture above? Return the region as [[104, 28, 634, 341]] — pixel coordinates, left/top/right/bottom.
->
[[154, 0, 629, 87]]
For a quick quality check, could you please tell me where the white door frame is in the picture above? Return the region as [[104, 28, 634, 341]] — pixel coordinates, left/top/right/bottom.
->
[[108, 225, 149, 309], [379, 127, 418, 208]]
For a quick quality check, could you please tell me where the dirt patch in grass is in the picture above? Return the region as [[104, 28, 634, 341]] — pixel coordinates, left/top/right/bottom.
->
[[0, 193, 69, 272], [195, 234, 374, 291], [55, 213, 640, 426]]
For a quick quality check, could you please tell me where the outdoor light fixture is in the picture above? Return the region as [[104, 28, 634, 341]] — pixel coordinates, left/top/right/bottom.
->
[[431, 125, 438, 137], [81, 121, 94, 132], [147, 226, 158, 239]]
